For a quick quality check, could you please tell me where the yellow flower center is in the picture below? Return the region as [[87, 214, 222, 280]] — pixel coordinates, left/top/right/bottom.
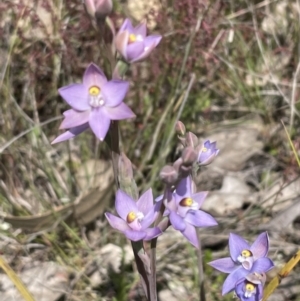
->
[[89, 86, 100, 96], [180, 197, 193, 207], [241, 249, 253, 257], [128, 34, 137, 44], [245, 282, 255, 292], [127, 211, 137, 223], [202, 147, 208, 152]]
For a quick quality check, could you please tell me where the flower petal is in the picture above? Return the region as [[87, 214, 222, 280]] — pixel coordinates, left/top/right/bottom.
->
[[144, 227, 162, 240], [208, 257, 236, 273], [143, 35, 162, 48], [104, 102, 136, 120], [191, 191, 208, 208], [89, 108, 110, 141], [130, 42, 158, 63], [140, 209, 156, 230], [115, 31, 129, 60], [181, 222, 199, 248], [59, 109, 90, 129], [222, 267, 248, 295], [134, 21, 147, 37], [251, 257, 274, 273], [229, 233, 250, 262], [102, 80, 129, 107], [137, 188, 153, 216], [169, 211, 186, 231], [126, 41, 145, 62], [124, 229, 146, 241], [51, 123, 89, 144], [175, 176, 192, 199], [250, 232, 269, 259], [119, 18, 133, 33], [83, 63, 107, 88], [185, 210, 218, 228], [59, 84, 89, 111], [115, 189, 138, 220], [105, 212, 130, 232]]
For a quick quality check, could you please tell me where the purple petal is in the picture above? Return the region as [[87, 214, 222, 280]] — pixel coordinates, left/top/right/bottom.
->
[[119, 18, 134, 33], [152, 200, 162, 221], [58, 84, 89, 111], [59, 109, 90, 129], [143, 35, 162, 48], [191, 191, 208, 208], [208, 257, 236, 273], [169, 211, 186, 231], [126, 41, 145, 62], [229, 233, 250, 262], [251, 257, 274, 273], [140, 209, 156, 230], [115, 31, 129, 60], [222, 267, 248, 295], [185, 210, 217, 228], [181, 222, 199, 248], [101, 80, 129, 107], [250, 232, 269, 259], [115, 189, 138, 220], [164, 191, 177, 212], [89, 108, 110, 141], [124, 229, 146, 241], [130, 43, 158, 63], [137, 189, 153, 215], [51, 123, 89, 144], [83, 63, 107, 89], [144, 227, 162, 240], [133, 21, 147, 37], [105, 212, 130, 232], [104, 102, 136, 120], [175, 176, 192, 198]]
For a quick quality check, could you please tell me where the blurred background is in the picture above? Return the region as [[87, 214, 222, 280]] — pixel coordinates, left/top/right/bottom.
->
[[0, 0, 300, 300]]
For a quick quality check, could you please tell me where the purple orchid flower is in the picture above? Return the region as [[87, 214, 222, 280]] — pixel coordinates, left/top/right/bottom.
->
[[163, 176, 217, 249], [114, 18, 162, 63], [208, 232, 274, 295], [235, 272, 266, 301], [52, 63, 135, 144], [105, 189, 162, 241], [197, 140, 219, 165]]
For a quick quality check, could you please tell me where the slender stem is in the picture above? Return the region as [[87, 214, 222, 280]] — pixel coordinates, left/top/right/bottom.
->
[[149, 239, 158, 301], [196, 228, 206, 301], [109, 121, 120, 187]]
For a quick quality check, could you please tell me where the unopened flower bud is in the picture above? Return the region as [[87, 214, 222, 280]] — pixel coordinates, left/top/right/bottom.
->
[[84, 0, 113, 20], [186, 131, 198, 148], [181, 147, 197, 166], [160, 165, 178, 185], [175, 121, 186, 136]]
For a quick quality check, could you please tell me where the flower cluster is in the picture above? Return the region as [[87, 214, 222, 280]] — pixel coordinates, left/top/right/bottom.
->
[[51, 5, 277, 301], [52, 18, 161, 144], [209, 232, 274, 300]]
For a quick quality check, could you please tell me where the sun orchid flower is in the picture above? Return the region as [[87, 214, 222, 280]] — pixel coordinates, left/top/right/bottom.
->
[[235, 272, 266, 301], [197, 140, 219, 165], [163, 176, 217, 248], [208, 232, 274, 295], [105, 189, 162, 241], [52, 63, 135, 144], [115, 18, 162, 63]]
